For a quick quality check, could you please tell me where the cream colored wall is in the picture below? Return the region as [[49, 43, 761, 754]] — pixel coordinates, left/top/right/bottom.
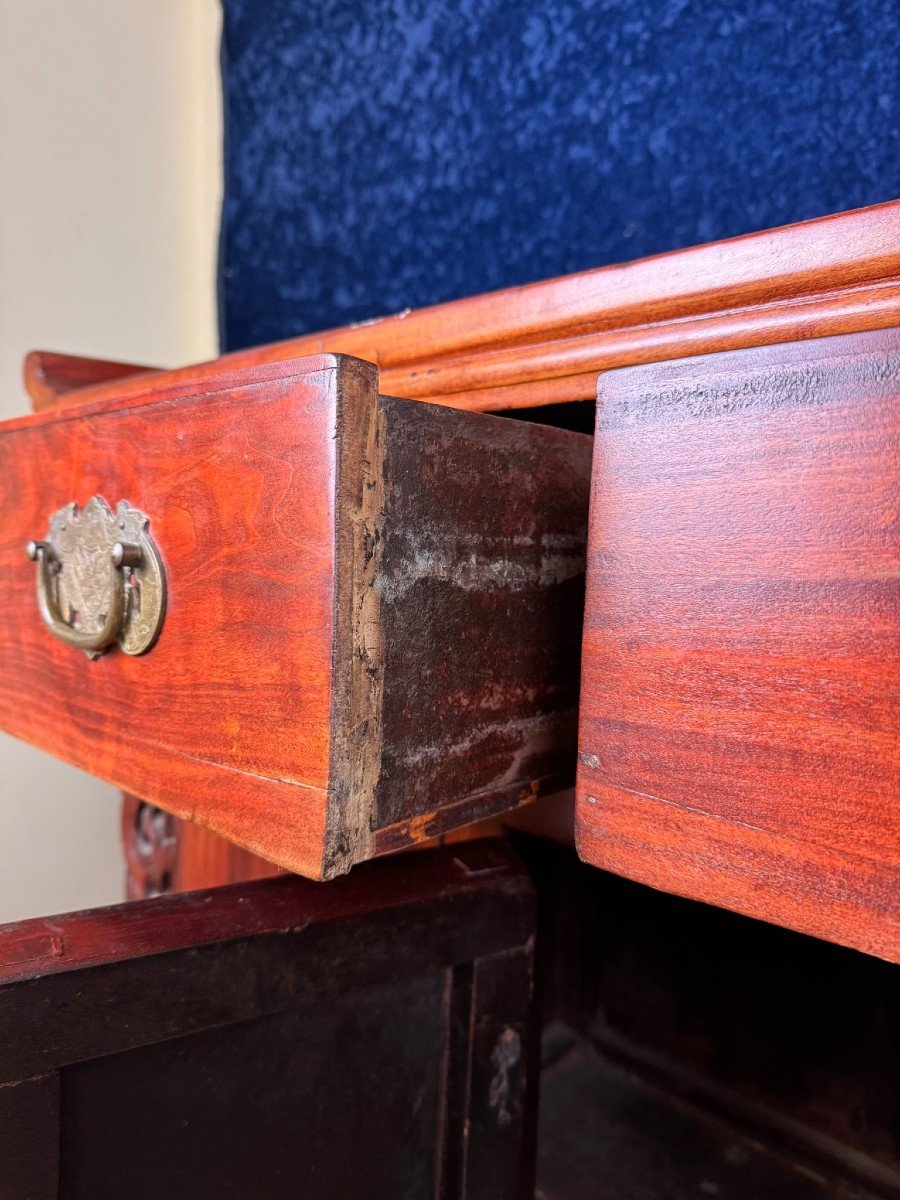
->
[[0, 0, 222, 921]]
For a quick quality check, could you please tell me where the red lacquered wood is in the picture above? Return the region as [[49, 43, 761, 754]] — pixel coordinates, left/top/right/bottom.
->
[[0, 356, 346, 879], [23, 350, 156, 413], [23, 203, 897, 895], [576, 326, 900, 961], [25, 202, 900, 415], [121, 794, 280, 897], [1, 354, 590, 879]]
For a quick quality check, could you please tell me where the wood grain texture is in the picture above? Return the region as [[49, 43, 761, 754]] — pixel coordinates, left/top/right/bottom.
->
[[0, 354, 590, 878], [576, 326, 900, 960], [0, 840, 537, 1199], [24, 201, 900, 415], [26, 203, 895, 893], [23, 350, 156, 413], [0, 356, 348, 879], [370, 396, 590, 850]]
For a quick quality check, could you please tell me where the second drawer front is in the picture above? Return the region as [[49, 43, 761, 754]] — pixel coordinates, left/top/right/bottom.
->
[[576, 326, 900, 961]]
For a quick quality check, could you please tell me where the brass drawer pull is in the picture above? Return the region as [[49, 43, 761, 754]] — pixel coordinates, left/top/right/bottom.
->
[[26, 496, 165, 659]]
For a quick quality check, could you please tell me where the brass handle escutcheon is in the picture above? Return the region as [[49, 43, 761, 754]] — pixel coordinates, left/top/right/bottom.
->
[[26, 496, 166, 658]]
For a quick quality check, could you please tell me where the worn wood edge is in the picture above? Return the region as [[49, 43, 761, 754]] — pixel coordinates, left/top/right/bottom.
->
[[0, 839, 533, 986], [8, 352, 346, 433], [574, 784, 900, 963], [375, 772, 575, 857], [368, 394, 589, 841], [23, 350, 157, 412], [593, 318, 900, 403], [2, 353, 362, 883], [25, 202, 900, 414], [321, 357, 384, 879]]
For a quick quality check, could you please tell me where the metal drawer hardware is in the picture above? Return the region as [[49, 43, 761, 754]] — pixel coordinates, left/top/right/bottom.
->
[[26, 496, 166, 659]]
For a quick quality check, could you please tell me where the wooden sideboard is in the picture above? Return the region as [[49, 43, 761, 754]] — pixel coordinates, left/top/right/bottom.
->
[[24, 200, 900, 415], [17, 202, 900, 959]]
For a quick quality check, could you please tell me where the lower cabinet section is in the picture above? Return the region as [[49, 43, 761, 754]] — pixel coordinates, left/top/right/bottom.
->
[[519, 837, 900, 1200], [0, 841, 537, 1200]]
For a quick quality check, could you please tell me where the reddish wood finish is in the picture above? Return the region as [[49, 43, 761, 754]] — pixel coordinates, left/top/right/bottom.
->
[[0, 354, 590, 879], [576, 326, 900, 961], [23, 203, 896, 895], [25, 202, 900, 415], [0, 840, 537, 1199], [121, 794, 279, 897], [23, 350, 155, 412], [0, 356, 345, 879]]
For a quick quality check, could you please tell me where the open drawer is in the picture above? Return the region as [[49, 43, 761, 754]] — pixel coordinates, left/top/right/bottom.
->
[[0, 354, 591, 879], [576, 326, 900, 961]]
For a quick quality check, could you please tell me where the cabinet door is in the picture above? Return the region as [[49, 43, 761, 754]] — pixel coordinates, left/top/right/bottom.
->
[[0, 841, 536, 1199], [577, 327, 899, 961]]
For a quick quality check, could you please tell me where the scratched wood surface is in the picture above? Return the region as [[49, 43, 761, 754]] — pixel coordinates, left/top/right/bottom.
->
[[372, 396, 590, 852], [0, 354, 591, 878], [0, 840, 537, 1199], [25, 201, 900, 415], [576, 327, 900, 961]]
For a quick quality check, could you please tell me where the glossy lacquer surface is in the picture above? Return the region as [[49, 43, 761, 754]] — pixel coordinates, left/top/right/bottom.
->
[[0, 356, 348, 879], [26, 202, 900, 414], [0, 351, 592, 879], [577, 327, 900, 960]]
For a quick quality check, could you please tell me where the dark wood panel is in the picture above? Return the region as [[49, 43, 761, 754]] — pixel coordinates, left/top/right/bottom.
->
[[0, 1073, 60, 1200], [0, 841, 536, 1199], [576, 326, 900, 959], [372, 395, 589, 845], [514, 837, 900, 1195], [538, 1032, 893, 1200], [0, 841, 534, 1080], [59, 974, 448, 1200]]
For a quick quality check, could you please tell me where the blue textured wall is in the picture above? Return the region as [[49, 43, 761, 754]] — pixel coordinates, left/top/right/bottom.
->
[[220, 0, 899, 351]]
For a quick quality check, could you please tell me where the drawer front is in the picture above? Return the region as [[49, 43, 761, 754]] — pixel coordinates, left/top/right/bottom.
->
[[1, 353, 592, 879], [576, 327, 900, 960], [0, 356, 346, 878]]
